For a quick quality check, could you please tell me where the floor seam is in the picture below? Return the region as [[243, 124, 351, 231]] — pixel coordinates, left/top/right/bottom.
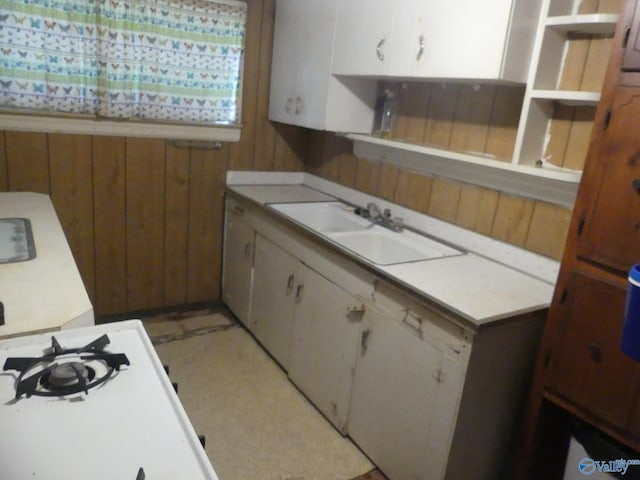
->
[[149, 322, 240, 346]]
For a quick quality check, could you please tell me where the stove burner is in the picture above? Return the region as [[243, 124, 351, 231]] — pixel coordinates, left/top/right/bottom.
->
[[3, 334, 130, 399], [42, 362, 95, 389]]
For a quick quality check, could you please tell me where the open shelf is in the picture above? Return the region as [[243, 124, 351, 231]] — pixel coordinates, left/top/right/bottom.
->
[[530, 89, 601, 106], [347, 134, 581, 208], [546, 13, 619, 34]]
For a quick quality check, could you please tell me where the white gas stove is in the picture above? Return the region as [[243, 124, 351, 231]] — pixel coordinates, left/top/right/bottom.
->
[[0, 320, 219, 480]]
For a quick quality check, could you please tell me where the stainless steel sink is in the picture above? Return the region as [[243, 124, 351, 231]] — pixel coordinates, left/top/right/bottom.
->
[[269, 201, 463, 265]]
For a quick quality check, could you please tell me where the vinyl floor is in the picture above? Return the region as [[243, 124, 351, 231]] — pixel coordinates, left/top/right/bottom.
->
[[142, 308, 387, 480]]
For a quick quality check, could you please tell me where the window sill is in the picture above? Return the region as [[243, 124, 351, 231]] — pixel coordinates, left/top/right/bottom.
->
[[0, 114, 241, 142]]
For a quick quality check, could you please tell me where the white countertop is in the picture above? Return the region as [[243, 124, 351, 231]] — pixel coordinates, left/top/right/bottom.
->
[[0, 192, 93, 338], [227, 178, 556, 326]]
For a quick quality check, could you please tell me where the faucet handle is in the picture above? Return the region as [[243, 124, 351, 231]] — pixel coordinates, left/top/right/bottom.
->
[[392, 217, 404, 232]]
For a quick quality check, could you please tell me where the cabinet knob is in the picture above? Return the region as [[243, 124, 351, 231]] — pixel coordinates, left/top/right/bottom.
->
[[376, 38, 385, 61], [632, 178, 640, 193], [587, 343, 602, 363], [416, 34, 425, 61]]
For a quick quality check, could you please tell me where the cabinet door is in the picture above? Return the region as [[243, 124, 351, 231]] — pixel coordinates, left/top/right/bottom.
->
[[408, 0, 512, 79], [545, 272, 640, 429], [348, 306, 463, 480], [332, 0, 393, 76], [249, 234, 299, 370], [623, 1, 640, 72], [268, 0, 301, 124], [222, 210, 254, 326], [288, 266, 364, 433], [579, 88, 640, 272]]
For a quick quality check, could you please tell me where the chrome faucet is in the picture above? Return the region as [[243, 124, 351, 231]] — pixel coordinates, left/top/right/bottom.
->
[[365, 202, 404, 232]]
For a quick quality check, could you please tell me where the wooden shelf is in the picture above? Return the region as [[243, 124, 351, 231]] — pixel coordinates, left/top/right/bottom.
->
[[347, 134, 581, 208], [546, 13, 619, 34], [530, 89, 601, 106]]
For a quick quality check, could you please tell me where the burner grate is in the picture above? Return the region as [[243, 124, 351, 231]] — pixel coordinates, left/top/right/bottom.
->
[[3, 334, 130, 398]]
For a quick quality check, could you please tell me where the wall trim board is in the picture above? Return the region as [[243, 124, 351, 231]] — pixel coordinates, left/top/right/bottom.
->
[[0, 114, 242, 142]]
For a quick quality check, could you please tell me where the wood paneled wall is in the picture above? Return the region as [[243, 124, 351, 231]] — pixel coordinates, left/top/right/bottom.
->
[[0, 0, 307, 317], [306, 133, 572, 261]]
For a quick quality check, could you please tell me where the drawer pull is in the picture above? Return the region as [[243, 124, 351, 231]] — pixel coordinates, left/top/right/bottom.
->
[[286, 274, 295, 295], [361, 329, 371, 356], [376, 38, 385, 61], [295, 284, 304, 303], [402, 308, 424, 337], [416, 34, 425, 61], [587, 343, 602, 363]]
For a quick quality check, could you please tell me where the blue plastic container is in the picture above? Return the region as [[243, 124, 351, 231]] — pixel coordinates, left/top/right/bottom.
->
[[621, 264, 640, 361]]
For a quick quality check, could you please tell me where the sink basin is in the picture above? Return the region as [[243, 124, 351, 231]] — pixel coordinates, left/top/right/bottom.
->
[[269, 202, 371, 233], [328, 228, 462, 265], [269, 200, 463, 266]]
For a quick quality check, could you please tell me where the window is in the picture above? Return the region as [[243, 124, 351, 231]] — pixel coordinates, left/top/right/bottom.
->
[[0, 0, 246, 141]]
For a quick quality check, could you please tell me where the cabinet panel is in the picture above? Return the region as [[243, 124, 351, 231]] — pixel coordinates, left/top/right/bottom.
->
[[269, 0, 375, 132], [249, 234, 299, 370], [623, 1, 640, 71], [545, 272, 640, 429], [348, 306, 463, 480], [221, 210, 254, 326], [407, 0, 512, 79], [579, 88, 640, 272], [332, 0, 392, 76], [288, 266, 364, 433]]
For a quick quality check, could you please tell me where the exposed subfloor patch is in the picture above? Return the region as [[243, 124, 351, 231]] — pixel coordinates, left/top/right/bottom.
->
[[142, 310, 385, 480]]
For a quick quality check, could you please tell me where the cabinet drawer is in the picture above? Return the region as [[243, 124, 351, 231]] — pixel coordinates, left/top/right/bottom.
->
[[545, 272, 640, 429], [372, 279, 471, 359]]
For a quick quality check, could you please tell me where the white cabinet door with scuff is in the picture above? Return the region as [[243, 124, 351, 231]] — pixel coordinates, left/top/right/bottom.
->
[[269, 0, 375, 132], [333, 0, 541, 82], [332, 0, 392, 77], [222, 208, 254, 327], [287, 265, 365, 433], [348, 305, 465, 480], [249, 234, 300, 371]]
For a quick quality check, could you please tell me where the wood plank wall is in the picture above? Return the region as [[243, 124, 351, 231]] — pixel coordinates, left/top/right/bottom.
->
[[0, 0, 307, 318], [306, 134, 572, 260], [304, 0, 622, 262]]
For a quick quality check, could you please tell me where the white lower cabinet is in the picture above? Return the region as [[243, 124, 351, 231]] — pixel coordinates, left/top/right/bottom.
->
[[222, 195, 543, 480], [348, 305, 465, 480], [249, 234, 300, 370], [221, 207, 254, 327], [288, 265, 365, 433]]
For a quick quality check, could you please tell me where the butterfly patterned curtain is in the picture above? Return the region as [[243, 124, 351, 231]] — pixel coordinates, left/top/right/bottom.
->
[[0, 0, 246, 125]]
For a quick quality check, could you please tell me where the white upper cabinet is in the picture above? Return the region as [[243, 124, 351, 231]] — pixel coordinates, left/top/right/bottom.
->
[[332, 0, 543, 82], [268, 0, 375, 132], [331, 0, 393, 77]]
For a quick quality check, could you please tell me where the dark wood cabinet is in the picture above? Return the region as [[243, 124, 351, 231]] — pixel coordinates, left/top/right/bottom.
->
[[512, 2, 640, 478], [545, 272, 640, 429], [623, 1, 640, 71], [578, 88, 640, 272]]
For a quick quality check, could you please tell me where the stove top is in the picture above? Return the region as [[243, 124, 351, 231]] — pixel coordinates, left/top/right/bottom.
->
[[0, 320, 219, 480]]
